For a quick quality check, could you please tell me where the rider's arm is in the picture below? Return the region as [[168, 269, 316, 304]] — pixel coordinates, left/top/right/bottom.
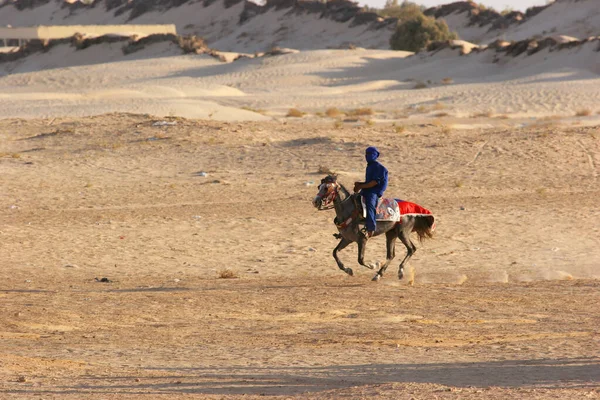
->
[[354, 180, 378, 190]]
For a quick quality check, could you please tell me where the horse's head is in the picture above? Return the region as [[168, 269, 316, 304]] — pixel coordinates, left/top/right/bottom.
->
[[312, 174, 340, 210]]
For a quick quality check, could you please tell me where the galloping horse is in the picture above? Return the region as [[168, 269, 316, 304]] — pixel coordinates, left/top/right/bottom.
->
[[312, 175, 435, 281]]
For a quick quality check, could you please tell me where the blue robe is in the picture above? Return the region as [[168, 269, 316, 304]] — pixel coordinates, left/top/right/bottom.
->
[[361, 161, 388, 232]]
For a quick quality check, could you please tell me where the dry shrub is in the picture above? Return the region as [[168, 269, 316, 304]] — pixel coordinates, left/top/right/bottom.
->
[[318, 165, 335, 174], [286, 108, 305, 118], [471, 110, 493, 118], [218, 269, 238, 279], [432, 102, 446, 110], [413, 81, 427, 89], [241, 106, 266, 115], [333, 120, 343, 129], [415, 105, 428, 113], [394, 125, 406, 133], [575, 109, 592, 117], [347, 108, 374, 116], [496, 114, 510, 119], [325, 107, 343, 118], [433, 112, 449, 118], [441, 77, 453, 84], [178, 35, 208, 54], [365, 119, 375, 126]]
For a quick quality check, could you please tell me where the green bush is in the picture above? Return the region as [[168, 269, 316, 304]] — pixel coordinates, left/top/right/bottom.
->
[[390, 14, 458, 52]]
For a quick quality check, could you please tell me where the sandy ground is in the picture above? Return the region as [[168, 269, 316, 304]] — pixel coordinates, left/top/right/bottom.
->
[[2, 47, 600, 122], [0, 114, 599, 399]]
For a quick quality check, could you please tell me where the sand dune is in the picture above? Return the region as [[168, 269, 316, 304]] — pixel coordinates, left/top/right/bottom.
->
[[1, 34, 599, 121], [1, 0, 599, 53], [429, 0, 600, 44]]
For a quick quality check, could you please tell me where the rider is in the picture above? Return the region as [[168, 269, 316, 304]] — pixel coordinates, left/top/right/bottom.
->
[[353, 146, 388, 239]]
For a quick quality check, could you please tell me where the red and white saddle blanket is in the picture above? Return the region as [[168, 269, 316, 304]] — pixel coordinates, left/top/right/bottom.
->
[[360, 197, 433, 221]]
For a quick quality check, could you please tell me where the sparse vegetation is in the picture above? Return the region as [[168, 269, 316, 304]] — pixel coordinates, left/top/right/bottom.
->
[[325, 107, 343, 118], [496, 114, 510, 119], [365, 119, 375, 126], [415, 105, 428, 113], [432, 102, 446, 110], [394, 125, 406, 133], [441, 77, 454, 85], [333, 120, 343, 129], [242, 106, 267, 115], [413, 81, 427, 89], [286, 108, 305, 118], [440, 125, 453, 134], [218, 269, 238, 279], [434, 112, 449, 118], [575, 109, 592, 117], [471, 111, 494, 118], [347, 108, 374, 116], [318, 165, 336, 174]]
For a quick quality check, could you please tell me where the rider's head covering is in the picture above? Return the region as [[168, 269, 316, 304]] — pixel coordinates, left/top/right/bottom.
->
[[365, 146, 380, 163]]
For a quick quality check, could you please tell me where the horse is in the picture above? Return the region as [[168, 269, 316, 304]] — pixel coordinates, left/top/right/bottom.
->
[[312, 174, 435, 281]]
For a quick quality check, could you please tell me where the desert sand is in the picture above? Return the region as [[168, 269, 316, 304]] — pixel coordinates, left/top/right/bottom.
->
[[0, 114, 599, 399], [1, 0, 599, 398]]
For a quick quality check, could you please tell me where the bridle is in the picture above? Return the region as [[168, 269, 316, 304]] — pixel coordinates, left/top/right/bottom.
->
[[313, 178, 340, 211]]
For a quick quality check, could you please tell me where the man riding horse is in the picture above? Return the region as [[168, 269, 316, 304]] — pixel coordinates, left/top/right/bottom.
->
[[353, 146, 388, 239]]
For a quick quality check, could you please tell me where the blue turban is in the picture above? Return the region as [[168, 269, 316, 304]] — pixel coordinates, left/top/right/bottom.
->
[[365, 146, 380, 163]]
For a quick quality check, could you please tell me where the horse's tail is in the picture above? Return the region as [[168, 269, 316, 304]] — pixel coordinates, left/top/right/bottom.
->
[[413, 214, 435, 242]]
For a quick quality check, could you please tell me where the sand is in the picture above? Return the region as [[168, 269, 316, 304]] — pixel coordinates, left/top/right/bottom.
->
[[0, 114, 599, 398], [0, 0, 599, 397]]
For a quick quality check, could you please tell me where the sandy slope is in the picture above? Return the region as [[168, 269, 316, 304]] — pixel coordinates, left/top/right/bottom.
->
[[0, 114, 599, 398], [1, 44, 600, 121]]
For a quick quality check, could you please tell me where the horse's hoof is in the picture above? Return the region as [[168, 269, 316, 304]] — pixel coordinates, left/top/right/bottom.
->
[[345, 268, 354, 276], [398, 267, 404, 280], [372, 274, 381, 282]]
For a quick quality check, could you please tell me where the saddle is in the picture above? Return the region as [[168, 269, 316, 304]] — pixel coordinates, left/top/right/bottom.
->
[[357, 195, 401, 222]]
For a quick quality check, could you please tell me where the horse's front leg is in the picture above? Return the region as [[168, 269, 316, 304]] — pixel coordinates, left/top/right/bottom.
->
[[333, 237, 353, 276], [356, 237, 376, 271]]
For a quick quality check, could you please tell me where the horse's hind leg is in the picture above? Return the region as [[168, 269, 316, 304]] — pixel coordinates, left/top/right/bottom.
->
[[397, 228, 416, 280], [372, 231, 397, 282], [333, 238, 353, 276]]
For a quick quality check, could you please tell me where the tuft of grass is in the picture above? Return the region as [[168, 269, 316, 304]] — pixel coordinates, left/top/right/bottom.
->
[[347, 108, 374, 116], [365, 119, 375, 126], [432, 102, 446, 111], [454, 180, 464, 188], [218, 269, 238, 279], [394, 125, 406, 134], [575, 109, 592, 117], [333, 119, 343, 129], [286, 108, 305, 118], [433, 112, 449, 118], [413, 81, 427, 89], [325, 107, 343, 118], [440, 124, 453, 134], [315, 111, 325, 117], [441, 77, 453, 84], [495, 114, 510, 119], [11, 153, 21, 159], [415, 105, 428, 113]]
